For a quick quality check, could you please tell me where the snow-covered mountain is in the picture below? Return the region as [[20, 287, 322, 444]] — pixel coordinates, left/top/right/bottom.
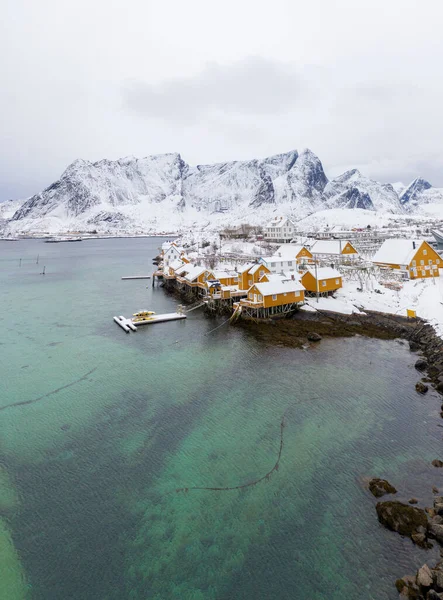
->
[[4, 148, 443, 234]]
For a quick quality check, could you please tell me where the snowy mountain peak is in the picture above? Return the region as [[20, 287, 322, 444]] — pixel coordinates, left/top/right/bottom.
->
[[400, 177, 432, 206]]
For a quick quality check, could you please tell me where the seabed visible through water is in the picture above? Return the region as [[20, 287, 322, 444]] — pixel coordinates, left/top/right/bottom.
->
[[0, 237, 442, 600]]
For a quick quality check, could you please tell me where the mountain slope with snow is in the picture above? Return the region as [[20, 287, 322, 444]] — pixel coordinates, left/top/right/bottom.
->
[[3, 148, 443, 234]]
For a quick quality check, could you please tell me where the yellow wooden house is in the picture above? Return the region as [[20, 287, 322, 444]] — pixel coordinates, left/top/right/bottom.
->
[[301, 267, 343, 294], [238, 263, 271, 290], [372, 239, 442, 279], [237, 279, 305, 318]]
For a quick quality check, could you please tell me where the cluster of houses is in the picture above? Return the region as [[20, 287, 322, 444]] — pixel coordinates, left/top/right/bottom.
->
[[155, 234, 443, 320], [157, 240, 348, 319]]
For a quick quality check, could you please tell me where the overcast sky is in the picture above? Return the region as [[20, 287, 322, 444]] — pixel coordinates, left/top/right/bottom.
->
[[2, 0, 443, 201]]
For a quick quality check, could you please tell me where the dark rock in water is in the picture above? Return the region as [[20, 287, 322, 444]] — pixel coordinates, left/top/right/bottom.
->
[[395, 575, 420, 598], [307, 332, 322, 342], [376, 501, 428, 546], [369, 478, 397, 498], [60, 423, 71, 431], [436, 382, 443, 395], [433, 460, 443, 468], [434, 487, 440, 495], [416, 382, 429, 394], [409, 498, 419, 504], [416, 359, 428, 371], [410, 341, 421, 352]]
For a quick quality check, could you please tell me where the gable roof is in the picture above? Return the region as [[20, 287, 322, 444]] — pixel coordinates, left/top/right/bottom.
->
[[183, 266, 211, 282], [248, 263, 268, 275], [265, 216, 295, 229], [304, 267, 342, 280], [311, 240, 357, 255], [372, 239, 427, 266], [273, 244, 310, 259], [175, 264, 191, 276], [238, 262, 255, 273], [211, 270, 238, 280], [169, 259, 185, 271], [252, 280, 305, 295]]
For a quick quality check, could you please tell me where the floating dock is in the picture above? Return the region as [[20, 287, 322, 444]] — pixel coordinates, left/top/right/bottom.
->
[[121, 275, 151, 280], [113, 312, 186, 333]]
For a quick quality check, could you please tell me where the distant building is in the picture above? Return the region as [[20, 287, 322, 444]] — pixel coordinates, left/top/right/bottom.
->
[[372, 239, 442, 279], [301, 267, 343, 295], [263, 217, 296, 243]]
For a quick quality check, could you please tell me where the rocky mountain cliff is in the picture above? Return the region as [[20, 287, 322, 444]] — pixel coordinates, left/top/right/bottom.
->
[[5, 148, 442, 233]]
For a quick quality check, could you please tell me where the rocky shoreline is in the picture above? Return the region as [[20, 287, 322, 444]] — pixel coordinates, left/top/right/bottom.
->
[[237, 307, 443, 598]]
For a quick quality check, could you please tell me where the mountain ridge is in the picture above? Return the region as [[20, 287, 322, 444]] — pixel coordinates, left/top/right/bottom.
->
[[4, 148, 443, 233]]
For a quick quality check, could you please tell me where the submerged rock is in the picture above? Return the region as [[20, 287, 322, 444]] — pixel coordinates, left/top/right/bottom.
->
[[307, 332, 322, 342], [369, 478, 397, 498], [376, 501, 428, 547], [416, 382, 429, 394], [416, 359, 428, 371], [433, 460, 443, 468]]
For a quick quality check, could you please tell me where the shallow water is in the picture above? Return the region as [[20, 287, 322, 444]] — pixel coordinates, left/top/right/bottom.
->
[[1, 238, 442, 599]]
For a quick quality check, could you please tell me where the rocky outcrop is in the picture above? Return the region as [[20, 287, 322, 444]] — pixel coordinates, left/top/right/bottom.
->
[[396, 560, 443, 599], [368, 478, 397, 498], [376, 501, 429, 547]]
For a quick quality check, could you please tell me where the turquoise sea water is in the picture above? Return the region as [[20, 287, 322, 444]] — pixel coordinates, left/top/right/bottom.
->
[[1, 237, 443, 600]]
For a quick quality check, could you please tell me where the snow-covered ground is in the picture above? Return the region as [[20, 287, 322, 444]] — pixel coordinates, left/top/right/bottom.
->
[[304, 274, 443, 337]]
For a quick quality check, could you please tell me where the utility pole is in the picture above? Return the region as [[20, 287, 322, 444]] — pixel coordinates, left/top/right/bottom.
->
[[315, 259, 319, 303]]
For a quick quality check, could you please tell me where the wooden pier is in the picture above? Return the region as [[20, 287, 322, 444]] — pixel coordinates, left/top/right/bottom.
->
[[113, 312, 186, 333]]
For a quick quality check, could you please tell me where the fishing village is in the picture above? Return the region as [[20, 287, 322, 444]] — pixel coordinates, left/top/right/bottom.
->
[[130, 217, 443, 329]]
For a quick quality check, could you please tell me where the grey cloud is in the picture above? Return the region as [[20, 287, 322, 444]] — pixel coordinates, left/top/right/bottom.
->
[[123, 57, 300, 122]]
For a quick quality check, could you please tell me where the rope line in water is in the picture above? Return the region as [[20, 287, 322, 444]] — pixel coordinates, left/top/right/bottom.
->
[[175, 411, 287, 493], [0, 368, 97, 412]]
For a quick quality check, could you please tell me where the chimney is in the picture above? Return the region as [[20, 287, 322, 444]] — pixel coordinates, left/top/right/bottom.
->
[[413, 241, 416, 249], [291, 274, 295, 280]]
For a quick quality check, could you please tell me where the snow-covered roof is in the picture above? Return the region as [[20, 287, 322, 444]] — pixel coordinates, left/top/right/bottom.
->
[[311, 240, 357, 255], [183, 266, 209, 282], [265, 216, 294, 229], [175, 264, 191, 276], [248, 263, 267, 275], [372, 239, 426, 266], [253, 280, 305, 295], [273, 244, 308, 259], [304, 267, 342, 280], [238, 262, 255, 273], [169, 259, 185, 271], [211, 270, 238, 280]]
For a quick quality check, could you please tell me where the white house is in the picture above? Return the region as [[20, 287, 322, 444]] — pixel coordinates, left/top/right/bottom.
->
[[263, 216, 296, 243]]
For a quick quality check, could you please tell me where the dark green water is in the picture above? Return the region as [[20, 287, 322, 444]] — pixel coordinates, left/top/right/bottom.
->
[[1, 238, 442, 600]]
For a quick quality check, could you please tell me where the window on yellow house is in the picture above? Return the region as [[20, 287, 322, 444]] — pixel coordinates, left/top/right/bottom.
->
[[272, 294, 277, 300], [423, 249, 427, 255], [422, 271, 425, 276], [322, 281, 326, 287], [335, 279, 340, 284]]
